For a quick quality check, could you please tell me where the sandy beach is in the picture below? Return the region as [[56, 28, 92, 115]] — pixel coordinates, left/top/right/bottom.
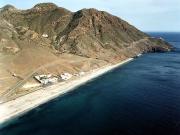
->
[[0, 58, 134, 125]]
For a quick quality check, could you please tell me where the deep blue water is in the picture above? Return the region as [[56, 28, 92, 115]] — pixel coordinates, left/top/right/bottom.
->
[[0, 32, 180, 135]]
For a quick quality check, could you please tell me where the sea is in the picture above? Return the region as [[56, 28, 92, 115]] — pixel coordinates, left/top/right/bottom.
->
[[0, 32, 180, 135]]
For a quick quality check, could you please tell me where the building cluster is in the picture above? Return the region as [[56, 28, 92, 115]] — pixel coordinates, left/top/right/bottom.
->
[[34, 74, 58, 85], [34, 71, 85, 85]]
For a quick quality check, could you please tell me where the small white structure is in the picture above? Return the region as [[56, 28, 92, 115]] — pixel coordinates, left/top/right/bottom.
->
[[60, 73, 72, 80], [42, 33, 48, 38], [79, 72, 85, 76], [34, 74, 58, 85], [59, 35, 66, 43], [48, 77, 58, 83], [34, 74, 51, 80]]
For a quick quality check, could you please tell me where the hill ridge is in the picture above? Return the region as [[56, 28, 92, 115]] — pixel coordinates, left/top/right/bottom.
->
[[0, 3, 173, 95]]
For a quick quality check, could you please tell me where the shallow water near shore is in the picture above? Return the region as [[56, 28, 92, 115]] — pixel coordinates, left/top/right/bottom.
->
[[0, 32, 180, 135]]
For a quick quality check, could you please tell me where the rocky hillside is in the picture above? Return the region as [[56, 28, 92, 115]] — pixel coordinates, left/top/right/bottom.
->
[[0, 3, 173, 95], [0, 3, 172, 60]]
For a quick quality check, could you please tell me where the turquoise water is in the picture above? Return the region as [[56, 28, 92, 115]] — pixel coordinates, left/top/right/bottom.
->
[[0, 32, 180, 135]]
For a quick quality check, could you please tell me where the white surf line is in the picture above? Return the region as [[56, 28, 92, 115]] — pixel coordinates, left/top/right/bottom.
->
[[0, 58, 134, 125]]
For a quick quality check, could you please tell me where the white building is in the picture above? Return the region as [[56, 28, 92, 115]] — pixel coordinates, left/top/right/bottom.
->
[[79, 71, 85, 76], [60, 73, 72, 80], [48, 77, 58, 83], [42, 33, 48, 38], [34, 74, 58, 85]]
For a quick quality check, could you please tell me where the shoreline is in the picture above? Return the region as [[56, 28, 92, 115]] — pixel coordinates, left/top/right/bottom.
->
[[0, 58, 134, 126]]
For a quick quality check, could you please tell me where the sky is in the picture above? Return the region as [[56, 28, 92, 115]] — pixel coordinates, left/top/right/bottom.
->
[[0, 0, 180, 32]]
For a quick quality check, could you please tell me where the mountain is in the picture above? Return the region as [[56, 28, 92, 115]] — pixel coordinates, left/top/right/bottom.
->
[[0, 3, 172, 97]]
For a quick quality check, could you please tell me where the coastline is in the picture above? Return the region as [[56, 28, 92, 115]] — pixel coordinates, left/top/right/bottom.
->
[[0, 58, 134, 126]]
